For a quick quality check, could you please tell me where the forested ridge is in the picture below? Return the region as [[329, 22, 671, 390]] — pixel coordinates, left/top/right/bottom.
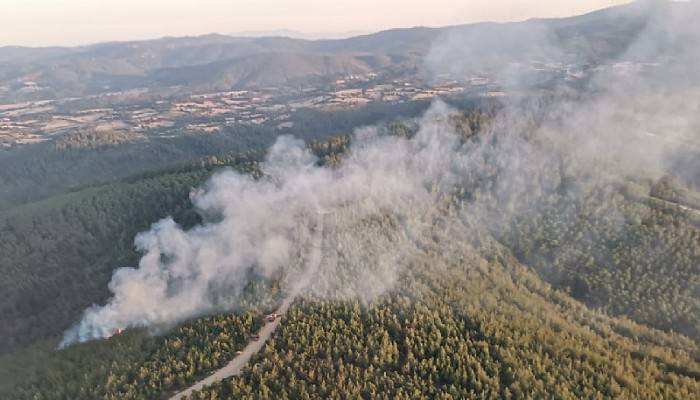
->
[[500, 187, 700, 340], [187, 247, 700, 399], [2, 107, 700, 398]]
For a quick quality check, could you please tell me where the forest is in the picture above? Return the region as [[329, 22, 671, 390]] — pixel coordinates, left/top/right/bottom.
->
[[1, 105, 699, 399]]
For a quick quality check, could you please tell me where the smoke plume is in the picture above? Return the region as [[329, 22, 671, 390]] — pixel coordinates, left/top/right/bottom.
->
[[62, 102, 469, 344], [63, 0, 700, 345]]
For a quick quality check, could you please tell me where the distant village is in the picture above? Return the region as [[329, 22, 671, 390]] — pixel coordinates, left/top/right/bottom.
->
[[0, 60, 652, 149]]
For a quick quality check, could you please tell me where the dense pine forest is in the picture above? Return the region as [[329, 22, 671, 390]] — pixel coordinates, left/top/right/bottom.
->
[[1, 105, 699, 399]]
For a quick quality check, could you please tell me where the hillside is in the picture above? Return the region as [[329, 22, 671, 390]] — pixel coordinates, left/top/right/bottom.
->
[[8, 242, 700, 400], [2, 106, 700, 398], [152, 52, 375, 89], [4, 154, 700, 398], [0, 0, 686, 101], [191, 251, 700, 399]]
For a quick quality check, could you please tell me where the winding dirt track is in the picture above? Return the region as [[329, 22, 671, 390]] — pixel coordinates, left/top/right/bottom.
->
[[168, 298, 293, 400], [168, 215, 324, 400]]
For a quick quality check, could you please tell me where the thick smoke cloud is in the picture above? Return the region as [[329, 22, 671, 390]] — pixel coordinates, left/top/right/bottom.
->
[[63, 0, 700, 346], [62, 102, 469, 345]]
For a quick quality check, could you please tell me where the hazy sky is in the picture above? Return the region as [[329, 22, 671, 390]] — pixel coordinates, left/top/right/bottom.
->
[[1, 0, 633, 47]]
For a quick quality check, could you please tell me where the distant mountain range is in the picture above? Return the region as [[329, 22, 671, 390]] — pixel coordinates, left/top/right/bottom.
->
[[0, 0, 693, 101], [229, 29, 369, 40]]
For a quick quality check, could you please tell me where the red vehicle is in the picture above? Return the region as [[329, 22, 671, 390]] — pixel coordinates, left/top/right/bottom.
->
[[251, 334, 260, 341]]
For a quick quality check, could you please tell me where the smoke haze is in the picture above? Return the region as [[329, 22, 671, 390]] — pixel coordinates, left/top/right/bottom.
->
[[63, 0, 700, 345]]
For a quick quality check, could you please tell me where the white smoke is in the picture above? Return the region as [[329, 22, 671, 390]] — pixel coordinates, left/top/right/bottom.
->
[[62, 0, 700, 346], [62, 102, 468, 345]]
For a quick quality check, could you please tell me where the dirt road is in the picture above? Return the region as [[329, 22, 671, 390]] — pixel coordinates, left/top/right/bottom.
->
[[168, 298, 292, 400], [168, 215, 324, 400]]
